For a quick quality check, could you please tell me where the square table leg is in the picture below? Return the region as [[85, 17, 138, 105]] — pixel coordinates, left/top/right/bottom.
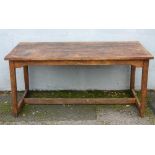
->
[[9, 62, 29, 117], [130, 65, 136, 90], [9, 61, 18, 116], [17, 65, 29, 112], [23, 66, 29, 91], [140, 60, 149, 117]]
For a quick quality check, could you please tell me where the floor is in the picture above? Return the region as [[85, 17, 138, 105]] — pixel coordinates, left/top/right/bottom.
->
[[0, 90, 155, 125]]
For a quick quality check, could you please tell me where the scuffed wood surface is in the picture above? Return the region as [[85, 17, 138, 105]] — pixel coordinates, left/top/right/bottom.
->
[[5, 42, 154, 61]]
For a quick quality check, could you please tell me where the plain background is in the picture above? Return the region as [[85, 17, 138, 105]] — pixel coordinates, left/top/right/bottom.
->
[[0, 29, 155, 90]]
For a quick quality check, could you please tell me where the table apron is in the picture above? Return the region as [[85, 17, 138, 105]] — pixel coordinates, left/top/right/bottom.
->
[[13, 60, 144, 68]]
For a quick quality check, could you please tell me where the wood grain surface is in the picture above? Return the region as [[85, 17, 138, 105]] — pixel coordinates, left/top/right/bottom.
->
[[5, 42, 154, 61]]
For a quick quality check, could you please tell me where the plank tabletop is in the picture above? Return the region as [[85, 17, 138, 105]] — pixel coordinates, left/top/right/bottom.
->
[[5, 42, 154, 61]]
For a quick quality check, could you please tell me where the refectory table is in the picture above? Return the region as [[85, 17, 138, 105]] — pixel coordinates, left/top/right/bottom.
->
[[4, 42, 154, 117]]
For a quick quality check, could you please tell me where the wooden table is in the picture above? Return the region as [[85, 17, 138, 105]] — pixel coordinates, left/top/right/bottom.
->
[[5, 42, 154, 117]]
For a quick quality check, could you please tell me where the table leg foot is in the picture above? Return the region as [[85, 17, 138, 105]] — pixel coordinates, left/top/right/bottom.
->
[[139, 110, 144, 118], [12, 111, 18, 117]]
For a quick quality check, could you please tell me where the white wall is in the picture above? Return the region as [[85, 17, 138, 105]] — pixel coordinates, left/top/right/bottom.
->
[[0, 29, 155, 90]]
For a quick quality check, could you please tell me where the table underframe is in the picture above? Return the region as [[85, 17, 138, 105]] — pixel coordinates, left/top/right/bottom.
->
[[9, 60, 149, 117]]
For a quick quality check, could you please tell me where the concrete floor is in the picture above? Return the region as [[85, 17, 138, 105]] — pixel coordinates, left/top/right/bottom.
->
[[0, 90, 155, 125]]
